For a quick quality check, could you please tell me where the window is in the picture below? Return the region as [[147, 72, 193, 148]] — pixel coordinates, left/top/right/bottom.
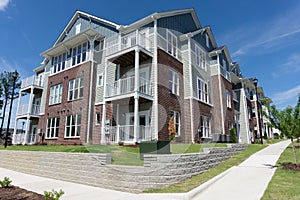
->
[[167, 30, 177, 57], [49, 84, 63, 105], [205, 33, 210, 48], [195, 45, 206, 70], [226, 89, 231, 108], [75, 23, 81, 34], [68, 77, 84, 101], [98, 73, 103, 87], [169, 70, 179, 95], [65, 113, 81, 138], [197, 78, 209, 103], [72, 42, 89, 66], [170, 111, 180, 136], [96, 112, 101, 124], [200, 115, 210, 138], [46, 117, 60, 139], [52, 53, 66, 74]]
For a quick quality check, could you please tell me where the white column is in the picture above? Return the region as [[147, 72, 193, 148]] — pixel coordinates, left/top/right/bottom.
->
[[28, 88, 34, 115], [153, 18, 159, 141], [134, 48, 140, 143], [116, 104, 120, 143], [12, 91, 22, 144], [101, 60, 108, 144], [22, 117, 30, 145]]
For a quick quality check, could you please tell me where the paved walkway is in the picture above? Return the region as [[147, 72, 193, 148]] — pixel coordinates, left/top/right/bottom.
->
[[0, 140, 290, 200]]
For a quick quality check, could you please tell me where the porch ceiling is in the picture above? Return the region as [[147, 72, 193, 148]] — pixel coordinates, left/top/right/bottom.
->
[[110, 50, 152, 67], [107, 96, 153, 105]]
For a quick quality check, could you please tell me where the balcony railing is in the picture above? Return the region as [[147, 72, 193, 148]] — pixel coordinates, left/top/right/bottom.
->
[[220, 65, 231, 81], [17, 104, 40, 116], [21, 75, 44, 89], [106, 31, 153, 56], [104, 125, 153, 143], [233, 91, 239, 102], [106, 76, 152, 98]]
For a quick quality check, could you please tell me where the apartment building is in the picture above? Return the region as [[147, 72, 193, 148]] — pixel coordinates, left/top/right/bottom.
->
[[13, 8, 264, 145]]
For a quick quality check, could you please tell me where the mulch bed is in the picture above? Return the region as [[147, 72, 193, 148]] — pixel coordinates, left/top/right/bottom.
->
[[0, 186, 44, 200], [283, 163, 300, 171]]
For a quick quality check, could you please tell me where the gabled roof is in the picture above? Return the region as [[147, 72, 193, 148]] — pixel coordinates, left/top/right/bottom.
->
[[53, 10, 119, 47], [208, 45, 232, 64], [118, 8, 201, 34], [179, 26, 217, 49]]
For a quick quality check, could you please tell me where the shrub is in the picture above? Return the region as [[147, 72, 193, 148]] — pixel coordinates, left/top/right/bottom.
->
[[230, 128, 237, 143], [264, 132, 268, 139], [44, 189, 64, 200], [0, 177, 12, 188], [274, 133, 279, 139]]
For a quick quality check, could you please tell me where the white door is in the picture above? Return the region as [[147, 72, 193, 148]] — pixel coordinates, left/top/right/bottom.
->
[[125, 111, 150, 142], [32, 98, 41, 115], [30, 125, 37, 144]]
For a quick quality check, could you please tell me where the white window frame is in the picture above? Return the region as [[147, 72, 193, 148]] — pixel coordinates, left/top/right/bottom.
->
[[169, 69, 179, 95], [71, 42, 88, 66], [197, 77, 209, 103], [46, 117, 60, 139], [52, 53, 67, 74], [49, 84, 63, 105], [75, 23, 81, 34], [167, 30, 177, 57], [195, 44, 206, 70], [205, 33, 210, 48], [97, 73, 103, 87], [68, 77, 84, 101], [226, 89, 231, 108], [170, 111, 180, 137], [65, 113, 81, 138], [200, 115, 210, 138]]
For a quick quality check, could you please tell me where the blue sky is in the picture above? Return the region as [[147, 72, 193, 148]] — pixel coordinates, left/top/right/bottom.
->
[[1, 0, 300, 126]]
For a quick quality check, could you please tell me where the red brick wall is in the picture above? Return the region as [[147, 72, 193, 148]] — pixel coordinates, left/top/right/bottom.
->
[[157, 49, 186, 142], [211, 75, 235, 135], [41, 62, 93, 145]]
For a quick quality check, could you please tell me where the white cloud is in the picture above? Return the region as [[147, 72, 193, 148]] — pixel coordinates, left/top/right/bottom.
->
[[229, 3, 300, 58], [0, 0, 10, 11], [271, 85, 300, 108], [0, 57, 14, 72]]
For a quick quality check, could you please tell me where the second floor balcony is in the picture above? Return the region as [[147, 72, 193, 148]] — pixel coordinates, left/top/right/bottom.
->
[[17, 104, 40, 117], [105, 76, 152, 100]]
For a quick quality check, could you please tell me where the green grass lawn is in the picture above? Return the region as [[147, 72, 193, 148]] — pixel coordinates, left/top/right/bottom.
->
[[0, 143, 228, 166], [266, 139, 284, 144], [262, 144, 300, 200], [144, 144, 265, 193]]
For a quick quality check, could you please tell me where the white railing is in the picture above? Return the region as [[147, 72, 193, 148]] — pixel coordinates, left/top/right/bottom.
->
[[106, 31, 153, 56], [13, 133, 25, 145], [17, 104, 40, 116], [105, 125, 153, 143], [233, 91, 239, 101], [21, 75, 44, 89], [106, 76, 152, 97], [220, 65, 231, 81], [209, 60, 218, 65], [156, 33, 182, 61]]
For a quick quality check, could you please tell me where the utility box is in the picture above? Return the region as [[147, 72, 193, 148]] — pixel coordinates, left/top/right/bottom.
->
[[140, 141, 170, 160]]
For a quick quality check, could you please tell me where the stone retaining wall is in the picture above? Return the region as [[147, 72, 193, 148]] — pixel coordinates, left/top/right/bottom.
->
[[0, 144, 247, 192]]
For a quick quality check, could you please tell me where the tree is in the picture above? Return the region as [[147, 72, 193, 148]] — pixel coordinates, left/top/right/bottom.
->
[[263, 95, 300, 164], [0, 71, 21, 140]]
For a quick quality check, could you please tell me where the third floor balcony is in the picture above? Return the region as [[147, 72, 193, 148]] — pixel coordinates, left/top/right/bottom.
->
[[21, 75, 44, 90]]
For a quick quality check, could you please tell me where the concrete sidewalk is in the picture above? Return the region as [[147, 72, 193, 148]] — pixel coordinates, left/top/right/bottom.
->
[[0, 140, 290, 200]]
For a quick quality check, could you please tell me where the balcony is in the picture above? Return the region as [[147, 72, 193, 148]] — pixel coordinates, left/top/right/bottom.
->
[[21, 75, 44, 89], [17, 104, 40, 117], [106, 31, 153, 57], [105, 125, 154, 143], [233, 91, 239, 102], [106, 77, 152, 99]]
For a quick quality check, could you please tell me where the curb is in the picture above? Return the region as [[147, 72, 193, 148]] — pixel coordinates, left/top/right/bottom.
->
[[185, 166, 236, 200]]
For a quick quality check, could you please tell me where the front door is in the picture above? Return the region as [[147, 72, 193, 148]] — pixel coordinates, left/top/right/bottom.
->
[[29, 125, 37, 144], [125, 111, 150, 142]]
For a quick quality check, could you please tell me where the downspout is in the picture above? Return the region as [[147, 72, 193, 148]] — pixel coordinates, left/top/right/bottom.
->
[[217, 54, 225, 134], [86, 37, 95, 144]]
